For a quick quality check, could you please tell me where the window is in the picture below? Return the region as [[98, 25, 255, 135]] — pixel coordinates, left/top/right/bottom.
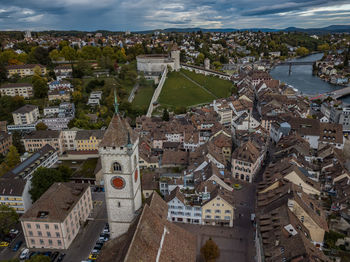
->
[[27, 224, 31, 229], [113, 162, 122, 172], [29, 231, 33, 236], [54, 224, 59, 230], [225, 210, 231, 214], [40, 239, 44, 245], [57, 240, 62, 246], [49, 239, 53, 245], [224, 216, 230, 220], [47, 232, 51, 237], [56, 232, 60, 238], [205, 209, 211, 213], [38, 231, 42, 236], [205, 215, 211, 219], [215, 210, 221, 213], [36, 224, 40, 229], [45, 224, 49, 229], [301, 216, 304, 223], [31, 239, 35, 244], [215, 216, 220, 219]]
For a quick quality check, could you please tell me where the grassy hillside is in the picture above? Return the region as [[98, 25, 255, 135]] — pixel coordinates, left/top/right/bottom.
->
[[181, 69, 233, 98], [159, 71, 216, 108]]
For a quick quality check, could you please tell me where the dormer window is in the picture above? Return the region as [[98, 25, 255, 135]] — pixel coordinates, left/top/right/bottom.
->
[[113, 162, 122, 172]]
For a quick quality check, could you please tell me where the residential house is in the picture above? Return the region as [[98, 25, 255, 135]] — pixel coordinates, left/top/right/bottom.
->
[[74, 130, 105, 151], [166, 187, 202, 224], [0, 132, 12, 155], [231, 141, 264, 183], [22, 130, 64, 154], [202, 188, 235, 227]]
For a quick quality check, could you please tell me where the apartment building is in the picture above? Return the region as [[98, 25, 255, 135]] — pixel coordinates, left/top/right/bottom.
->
[[21, 183, 92, 249], [12, 105, 40, 125], [0, 83, 33, 98], [6, 64, 47, 78], [0, 176, 31, 213]]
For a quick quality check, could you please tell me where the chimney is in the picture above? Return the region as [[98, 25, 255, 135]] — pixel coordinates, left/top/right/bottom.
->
[[205, 186, 207, 193]]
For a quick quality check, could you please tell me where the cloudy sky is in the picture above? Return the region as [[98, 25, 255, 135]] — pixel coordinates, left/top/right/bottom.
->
[[0, 0, 349, 31]]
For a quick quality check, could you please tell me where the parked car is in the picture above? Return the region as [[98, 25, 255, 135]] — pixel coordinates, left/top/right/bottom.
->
[[19, 248, 29, 259], [88, 253, 98, 260], [0, 241, 9, 247], [57, 253, 66, 262], [12, 240, 22, 251], [9, 229, 19, 235]]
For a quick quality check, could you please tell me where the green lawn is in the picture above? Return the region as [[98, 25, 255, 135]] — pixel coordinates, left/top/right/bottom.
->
[[181, 69, 233, 98], [159, 72, 216, 108], [132, 85, 155, 110]]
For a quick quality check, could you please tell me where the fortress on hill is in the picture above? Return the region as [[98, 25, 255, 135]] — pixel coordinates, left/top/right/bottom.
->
[[136, 46, 180, 83]]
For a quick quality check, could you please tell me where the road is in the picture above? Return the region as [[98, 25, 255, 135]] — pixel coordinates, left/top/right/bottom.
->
[[128, 83, 139, 103], [64, 190, 107, 262]]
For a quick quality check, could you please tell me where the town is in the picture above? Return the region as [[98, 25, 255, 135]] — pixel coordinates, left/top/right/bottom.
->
[[0, 23, 349, 262]]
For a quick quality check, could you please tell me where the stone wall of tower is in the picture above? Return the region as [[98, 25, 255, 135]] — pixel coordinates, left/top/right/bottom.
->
[[171, 50, 180, 71], [99, 138, 142, 239]]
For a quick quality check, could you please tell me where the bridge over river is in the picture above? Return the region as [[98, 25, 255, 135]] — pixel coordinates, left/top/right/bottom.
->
[[310, 86, 350, 100], [276, 61, 315, 75]]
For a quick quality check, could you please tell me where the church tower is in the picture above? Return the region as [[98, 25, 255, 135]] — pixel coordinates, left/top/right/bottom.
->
[[99, 90, 142, 239]]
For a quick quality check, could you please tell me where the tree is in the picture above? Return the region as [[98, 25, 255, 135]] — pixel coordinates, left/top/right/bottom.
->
[[49, 49, 60, 61], [32, 75, 48, 98], [200, 238, 220, 262], [0, 205, 19, 236], [296, 47, 309, 57], [29, 167, 69, 202], [5, 146, 20, 169], [72, 90, 83, 103], [60, 46, 77, 62], [35, 122, 48, 131], [162, 108, 169, 121], [195, 53, 205, 65]]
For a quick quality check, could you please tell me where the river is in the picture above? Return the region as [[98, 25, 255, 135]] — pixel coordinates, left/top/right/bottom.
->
[[270, 53, 350, 104]]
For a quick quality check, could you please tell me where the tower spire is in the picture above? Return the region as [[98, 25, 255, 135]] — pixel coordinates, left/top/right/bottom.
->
[[114, 88, 119, 114]]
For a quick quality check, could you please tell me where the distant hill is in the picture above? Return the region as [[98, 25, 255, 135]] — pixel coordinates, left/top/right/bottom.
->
[[135, 25, 350, 34]]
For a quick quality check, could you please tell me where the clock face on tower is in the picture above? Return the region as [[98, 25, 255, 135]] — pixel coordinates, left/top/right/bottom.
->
[[111, 176, 125, 189], [134, 169, 138, 183]]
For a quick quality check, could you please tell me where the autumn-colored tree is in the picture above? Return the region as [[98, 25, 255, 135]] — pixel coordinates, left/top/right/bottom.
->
[[200, 238, 220, 262], [296, 47, 309, 57]]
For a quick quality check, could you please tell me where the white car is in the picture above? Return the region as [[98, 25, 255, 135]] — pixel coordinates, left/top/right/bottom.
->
[[10, 229, 19, 235], [20, 248, 29, 259]]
